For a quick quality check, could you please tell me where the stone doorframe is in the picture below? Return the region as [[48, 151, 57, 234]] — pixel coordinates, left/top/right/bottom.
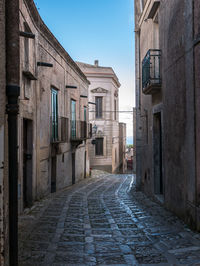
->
[[152, 103, 164, 199]]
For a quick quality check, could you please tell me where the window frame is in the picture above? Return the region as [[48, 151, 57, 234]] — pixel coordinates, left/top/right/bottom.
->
[[51, 88, 58, 142], [95, 138, 104, 156], [95, 96, 103, 119], [114, 99, 117, 120], [71, 99, 76, 138]]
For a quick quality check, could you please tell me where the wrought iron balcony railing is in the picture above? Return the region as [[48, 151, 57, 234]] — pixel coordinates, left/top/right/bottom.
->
[[142, 49, 161, 94], [70, 120, 92, 141], [50, 116, 69, 143]]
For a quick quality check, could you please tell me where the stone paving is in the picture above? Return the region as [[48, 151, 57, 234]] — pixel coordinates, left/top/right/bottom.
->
[[19, 173, 200, 265]]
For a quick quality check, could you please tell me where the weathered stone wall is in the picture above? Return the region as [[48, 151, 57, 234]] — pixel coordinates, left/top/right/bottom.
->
[[119, 123, 126, 173], [135, 0, 199, 229], [194, 0, 200, 230], [0, 0, 6, 264], [159, 0, 196, 225], [135, 0, 161, 195], [17, 0, 90, 212]]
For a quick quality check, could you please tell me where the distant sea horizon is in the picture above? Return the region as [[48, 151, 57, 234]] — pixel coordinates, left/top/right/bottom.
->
[[126, 136, 133, 145]]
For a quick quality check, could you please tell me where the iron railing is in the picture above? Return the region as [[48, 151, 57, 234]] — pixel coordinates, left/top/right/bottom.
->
[[142, 49, 161, 91], [50, 116, 69, 143], [70, 120, 92, 140]]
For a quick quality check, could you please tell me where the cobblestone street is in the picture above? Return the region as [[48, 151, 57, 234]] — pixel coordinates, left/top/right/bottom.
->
[[19, 172, 200, 265]]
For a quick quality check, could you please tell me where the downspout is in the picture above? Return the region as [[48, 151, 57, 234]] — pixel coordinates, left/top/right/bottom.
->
[[5, 0, 20, 265]]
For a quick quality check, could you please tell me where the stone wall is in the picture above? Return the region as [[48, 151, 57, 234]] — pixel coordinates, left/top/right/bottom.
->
[[135, 0, 161, 195], [0, 0, 6, 264], [159, 0, 196, 226], [119, 123, 126, 173], [194, 0, 200, 231], [17, 0, 90, 212], [135, 0, 200, 230]]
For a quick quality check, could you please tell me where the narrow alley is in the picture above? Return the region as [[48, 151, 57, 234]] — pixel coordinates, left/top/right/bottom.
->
[[19, 172, 200, 265]]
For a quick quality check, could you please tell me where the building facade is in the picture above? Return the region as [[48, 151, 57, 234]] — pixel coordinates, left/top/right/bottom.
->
[[77, 61, 121, 173], [135, 0, 200, 230], [1, 0, 92, 264], [0, 0, 7, 264], [18, 0, 91, 211], [119, 123, 127, 173]]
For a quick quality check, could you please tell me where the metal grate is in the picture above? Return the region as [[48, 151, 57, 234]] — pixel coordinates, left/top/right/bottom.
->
[[142, 49, 161, 90]]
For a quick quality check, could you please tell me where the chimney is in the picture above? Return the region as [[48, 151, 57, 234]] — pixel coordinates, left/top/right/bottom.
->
[[94, 60, 99, 67]]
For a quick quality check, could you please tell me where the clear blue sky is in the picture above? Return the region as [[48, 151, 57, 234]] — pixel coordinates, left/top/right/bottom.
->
[[35, 0, 135, 137]]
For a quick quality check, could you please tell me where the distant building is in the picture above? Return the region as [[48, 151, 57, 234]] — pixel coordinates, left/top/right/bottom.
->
[[133, 107, 136, 173], [135, 0, 200, 230], [119, 123, 127, 173], [77, 61, 122, 173]]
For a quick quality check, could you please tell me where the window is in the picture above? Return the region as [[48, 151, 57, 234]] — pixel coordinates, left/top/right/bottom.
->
[[140, 0, 144, 13], [84, 106, 87, 121], [114, 100, 117, 120], [95, 97, 102, 118], [24, 23, 30, 69], [95, 138, 103, 156], [24, 77, 31, 99], [51, 89, 58, 141], [71, 100, 76, 138]]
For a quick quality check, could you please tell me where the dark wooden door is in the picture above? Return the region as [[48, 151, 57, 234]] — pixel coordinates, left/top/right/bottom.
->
[[51, 156, 56, 193], [23, 119, 33, 208], [84, 151, 87, 178], [72, 152, 75, 184], [153, 112, 163, 194]]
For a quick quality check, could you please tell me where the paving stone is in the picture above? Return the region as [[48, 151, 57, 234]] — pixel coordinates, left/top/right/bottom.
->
[[19, 172, 200, 265]]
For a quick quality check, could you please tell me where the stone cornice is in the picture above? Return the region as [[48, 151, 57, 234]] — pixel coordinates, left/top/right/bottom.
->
[[91, 87, 108, 94], [84, 72, 121, 88]]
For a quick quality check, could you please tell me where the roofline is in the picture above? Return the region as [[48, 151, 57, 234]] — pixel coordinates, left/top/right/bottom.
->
[[76, 62, 121, 88], [23, 0, 90, 85], [85, 72, 121, 87]]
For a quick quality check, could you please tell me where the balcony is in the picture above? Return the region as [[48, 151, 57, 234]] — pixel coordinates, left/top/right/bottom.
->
[[142, 49, 161, 95], [70, 120, 92, 147], [50, 116, 69, 144]]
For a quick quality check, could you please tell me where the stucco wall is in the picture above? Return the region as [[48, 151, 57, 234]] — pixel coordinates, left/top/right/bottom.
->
[[159, 0, 196, 224], [135, 0, 199, 229], [17, 0, 90, 211], [78, 62, 120, 173]]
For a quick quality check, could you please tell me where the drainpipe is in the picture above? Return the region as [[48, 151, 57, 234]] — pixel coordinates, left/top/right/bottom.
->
[[6, 0, 20, 265]]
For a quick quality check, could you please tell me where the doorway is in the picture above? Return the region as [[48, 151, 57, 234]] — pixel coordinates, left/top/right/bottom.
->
[[84, 151, 87, 178], [153, 112, 163, 194], [51, 156, 56, 193], [72, 152, 75, 184], [23, 119, 33, 208]]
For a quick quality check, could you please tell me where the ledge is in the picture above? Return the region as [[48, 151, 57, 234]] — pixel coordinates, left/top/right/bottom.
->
[[23, 70, 37, 80], [143, 83, 161, 95], [147, 0, 160, 19]]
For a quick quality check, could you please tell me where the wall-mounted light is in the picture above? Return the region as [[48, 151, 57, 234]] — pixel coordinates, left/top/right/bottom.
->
[[92, 124, 97, 134]]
